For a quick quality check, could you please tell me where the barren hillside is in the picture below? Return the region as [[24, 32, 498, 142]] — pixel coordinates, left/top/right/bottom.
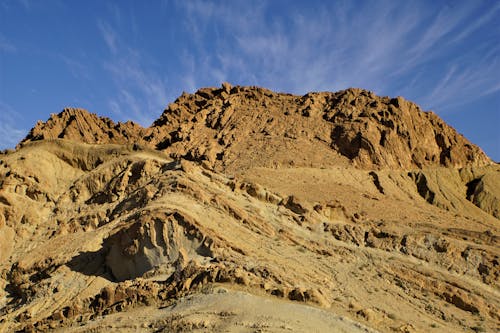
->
[[1, 84, 499, 332]]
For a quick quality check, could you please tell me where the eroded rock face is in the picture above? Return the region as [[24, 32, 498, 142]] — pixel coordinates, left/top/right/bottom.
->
[[19, 85, 491, 171], [20, 108, 146, 146], [461, 166, 500, 218], [105, 211, 214, 282], [322, 91, 488, 168], [2, 85, 499, 333], [147, 86, 491, 170]]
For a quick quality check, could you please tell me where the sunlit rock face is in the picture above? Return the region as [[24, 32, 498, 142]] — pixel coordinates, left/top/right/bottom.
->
[[1, 84, 498, 333]]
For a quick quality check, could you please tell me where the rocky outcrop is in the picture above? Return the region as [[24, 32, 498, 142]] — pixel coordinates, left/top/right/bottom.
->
[[147, 85, 491, 170], [461, 166, 500, 218], [20, 108, 146, 146], [322, 89, 489, 168], [105, 210, 214, 282], [19, 85, 492, 171]]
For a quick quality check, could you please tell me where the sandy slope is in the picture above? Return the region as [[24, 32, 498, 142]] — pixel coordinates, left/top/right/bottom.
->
[[0, 141, 498, 332], [59, 287, 378, 333]]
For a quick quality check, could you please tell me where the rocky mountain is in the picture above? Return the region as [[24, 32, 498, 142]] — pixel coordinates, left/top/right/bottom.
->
[[20, 84, 491, 171], [1, 84, 499, 332], [23, 108, 145, 146]]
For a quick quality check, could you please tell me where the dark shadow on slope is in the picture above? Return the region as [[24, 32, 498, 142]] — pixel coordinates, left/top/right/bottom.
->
[[66, 246, 116, 282], [466, 178, 481, 201]]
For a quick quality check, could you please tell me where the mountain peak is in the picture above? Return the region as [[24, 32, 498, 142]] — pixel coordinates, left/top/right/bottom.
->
[[147, 84, 491, 170], [20, 107, 145, 147]]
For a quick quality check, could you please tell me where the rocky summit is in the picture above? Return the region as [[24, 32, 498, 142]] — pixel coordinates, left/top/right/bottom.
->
[[1, 84, 499, 333], [22, 84, 490, 171]]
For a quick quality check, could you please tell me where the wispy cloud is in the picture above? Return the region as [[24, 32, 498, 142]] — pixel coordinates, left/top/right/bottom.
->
[[0, 102, 26, 149], [97, 14, 169, 126], [450, 2, 500, 44], [175, 0, 499, 114], [103, 56, 169, 125], [58, 54, 90, 80], [97, 20, 118, 54], [0, 34, 16, 53], [178, 1, 412, 92], [421, 45, 500, 111], [18, 0, 32, 11]]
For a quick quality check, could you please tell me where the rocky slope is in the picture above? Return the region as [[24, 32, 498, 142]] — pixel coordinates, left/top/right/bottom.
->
[[2, 84, 499, 333], [20, 84, 491, 171], [23, 108, 145, 146]]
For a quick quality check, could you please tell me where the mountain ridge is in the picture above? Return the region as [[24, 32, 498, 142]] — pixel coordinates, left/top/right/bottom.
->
[[19, 84, 492, 171]]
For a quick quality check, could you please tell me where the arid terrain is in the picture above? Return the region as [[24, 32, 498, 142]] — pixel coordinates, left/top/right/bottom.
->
[[0, 84, 499, 332]]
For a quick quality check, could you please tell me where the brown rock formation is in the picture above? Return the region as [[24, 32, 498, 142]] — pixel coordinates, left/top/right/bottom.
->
[[2, 84, 498, 333], [20, 107, 146, 146], [148, 85, 491, 170], [20, 85, 491, 172]]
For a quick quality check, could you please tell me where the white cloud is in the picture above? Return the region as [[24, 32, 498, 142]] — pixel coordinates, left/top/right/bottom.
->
[[97, 16, 169, 126], [97, 20, 118, 54], [103, 57, 169, 125], [421, 53, 500, 111], [450, 2, 500, 44], [0, 34, 16, 53], [58, 54, 89, 80], [0, 102, 26, 149], [174, 0, 499, 116], [90, 1, 498, 131]]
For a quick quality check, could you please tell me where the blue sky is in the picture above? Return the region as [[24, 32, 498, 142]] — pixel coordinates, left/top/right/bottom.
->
[[1, 0, 499, 161]]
